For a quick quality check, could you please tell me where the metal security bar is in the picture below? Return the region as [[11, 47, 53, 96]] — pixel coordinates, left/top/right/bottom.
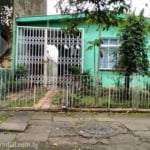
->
[[16, 26, 45, 85], [0, 70, 150, 109], [56, 74, 150, 109], [16, 26, 82, 88], [47, 28, 82, 77]]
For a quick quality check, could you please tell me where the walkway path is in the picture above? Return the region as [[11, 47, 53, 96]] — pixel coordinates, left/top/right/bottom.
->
[[34, 90, 61, 109], [0, 111, 150, 149]]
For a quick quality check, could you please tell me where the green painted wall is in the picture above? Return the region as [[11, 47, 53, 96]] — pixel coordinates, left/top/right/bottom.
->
[[14, 15, 150, 88]]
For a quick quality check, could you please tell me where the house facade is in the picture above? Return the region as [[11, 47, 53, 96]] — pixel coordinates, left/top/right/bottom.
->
[[12, 14, 150, 87]]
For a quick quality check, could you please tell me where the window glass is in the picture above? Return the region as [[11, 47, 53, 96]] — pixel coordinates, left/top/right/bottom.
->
[[100, 39, 119, 69], [102, 39, 108, 45], [109, 39, 118, 45]]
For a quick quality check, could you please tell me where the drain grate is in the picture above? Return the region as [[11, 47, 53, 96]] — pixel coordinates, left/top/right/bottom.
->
[[78, 121, 127, 138]]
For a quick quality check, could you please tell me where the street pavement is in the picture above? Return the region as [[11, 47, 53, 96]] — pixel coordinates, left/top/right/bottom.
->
[[0, 111, 150, 150]]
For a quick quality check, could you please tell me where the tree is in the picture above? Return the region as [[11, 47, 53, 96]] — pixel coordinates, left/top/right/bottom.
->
[[0, 0, 13, 59], [114, 10, 149, 99], [0, 0, 13, 37], [56, 0, 130, 32]]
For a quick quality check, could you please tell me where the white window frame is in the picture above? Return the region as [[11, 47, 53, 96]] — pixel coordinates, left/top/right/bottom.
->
[[99, 38, 120, 70]]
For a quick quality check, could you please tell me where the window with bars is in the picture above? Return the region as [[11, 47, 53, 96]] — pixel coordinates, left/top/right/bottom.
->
[[99, 38, 120, 69]]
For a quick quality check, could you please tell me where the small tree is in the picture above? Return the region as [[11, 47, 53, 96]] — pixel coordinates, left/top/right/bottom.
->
[[115, 10, 149, 99]]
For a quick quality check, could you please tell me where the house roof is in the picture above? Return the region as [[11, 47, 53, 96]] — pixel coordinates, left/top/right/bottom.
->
[[15, 13, 150, 26], [15, 14, 85, 23]]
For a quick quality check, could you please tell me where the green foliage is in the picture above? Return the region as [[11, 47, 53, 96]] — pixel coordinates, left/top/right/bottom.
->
[[0, 69, 12, 100], [56, 0, 130, 32], [51, 91, 63, 105], [87, 38, 103, 58], [87, 38, 103, 50], [14, 65, 28, 79], [0, 65, 28, 100], [115, 12, 149, 76], [7, 88, 46, 108], [0, 0, 13, 49], [69, 66, 81, 75]]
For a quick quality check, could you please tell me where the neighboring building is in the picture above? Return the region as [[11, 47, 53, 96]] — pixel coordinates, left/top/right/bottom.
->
[[12, 14, 150, 86], [13, 0, 47, 17], [0, 0, 47, 68]]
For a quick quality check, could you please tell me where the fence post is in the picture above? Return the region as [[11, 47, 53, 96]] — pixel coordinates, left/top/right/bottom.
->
[[34, 85, 36, 105], [132, 74, 140, 109], [66, 84, 69, 108], [108, 87, 111, 109]]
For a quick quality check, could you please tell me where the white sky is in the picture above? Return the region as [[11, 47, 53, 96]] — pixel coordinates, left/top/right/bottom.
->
[[47, 0, 150, 17], [47, 0, 59, 15], [131, 0, 150, 16]]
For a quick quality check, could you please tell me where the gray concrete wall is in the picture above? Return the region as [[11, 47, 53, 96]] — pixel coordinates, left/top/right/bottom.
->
[[13, 0, 47, 17]]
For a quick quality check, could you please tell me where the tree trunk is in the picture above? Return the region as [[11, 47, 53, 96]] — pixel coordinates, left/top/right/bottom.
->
[[124, 75, 130, 101], [95, 76, 99, 105]]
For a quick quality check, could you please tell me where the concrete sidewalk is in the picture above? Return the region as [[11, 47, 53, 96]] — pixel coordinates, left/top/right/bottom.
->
[[0, 111, 150, 150]]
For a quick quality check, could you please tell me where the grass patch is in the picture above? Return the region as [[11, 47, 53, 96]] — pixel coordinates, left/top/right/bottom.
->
[[127, 112, 150, 117], [0, 111, 10, 123], [51, 90, 63, 105], [6, 88, 47, 108], [51, 90, 129, 108], [74, 96, 130, 108], [8, 98, 35, 107], [51, 90, 150, 108]]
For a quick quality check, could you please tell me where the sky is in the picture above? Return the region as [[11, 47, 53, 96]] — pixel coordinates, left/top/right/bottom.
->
[[131, 0, 150, 16], [47, 0, 150, 17]]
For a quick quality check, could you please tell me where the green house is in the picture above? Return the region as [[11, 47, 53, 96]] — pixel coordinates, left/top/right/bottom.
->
[[12, 14, 150, 88]]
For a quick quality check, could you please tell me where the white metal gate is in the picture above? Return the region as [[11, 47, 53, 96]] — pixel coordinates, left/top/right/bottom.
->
[[16, 26, 82, 87]]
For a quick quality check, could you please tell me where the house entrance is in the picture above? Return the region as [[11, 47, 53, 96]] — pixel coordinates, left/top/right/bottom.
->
[[16, 26, 82, 88]]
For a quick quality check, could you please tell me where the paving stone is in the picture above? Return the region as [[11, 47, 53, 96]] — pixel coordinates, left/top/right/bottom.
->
[[32, 112, 52, 120], [115, 144, 150, 150], [123, 123, 149, 131], [8, 141, 39, 150], [49, 136, 99, 146], [2, 111, 32, 124], [50, 126, 76, 137], [25, 125, 50, 134], [0, 122, 28, 132], [5, 117, 30, 124], [95, 114, 116, 122], [110, 134, 140, 144], [23, 119, 52, 134], [53, 116, 74, 122], [0, 133, 17, 143], [1, 111, 150, 150], [134, 131, 150, 140], [12, 111, 33, 117], [17, 132, 49, 142], [100, 139, 110, 145], [29, 120, 52, 126], [72, 112, 97, 122], [52, 121, 75, 127], [117, 119, 150, 131], [139, 143, 150, 150], [93, 145, 145, 150]]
